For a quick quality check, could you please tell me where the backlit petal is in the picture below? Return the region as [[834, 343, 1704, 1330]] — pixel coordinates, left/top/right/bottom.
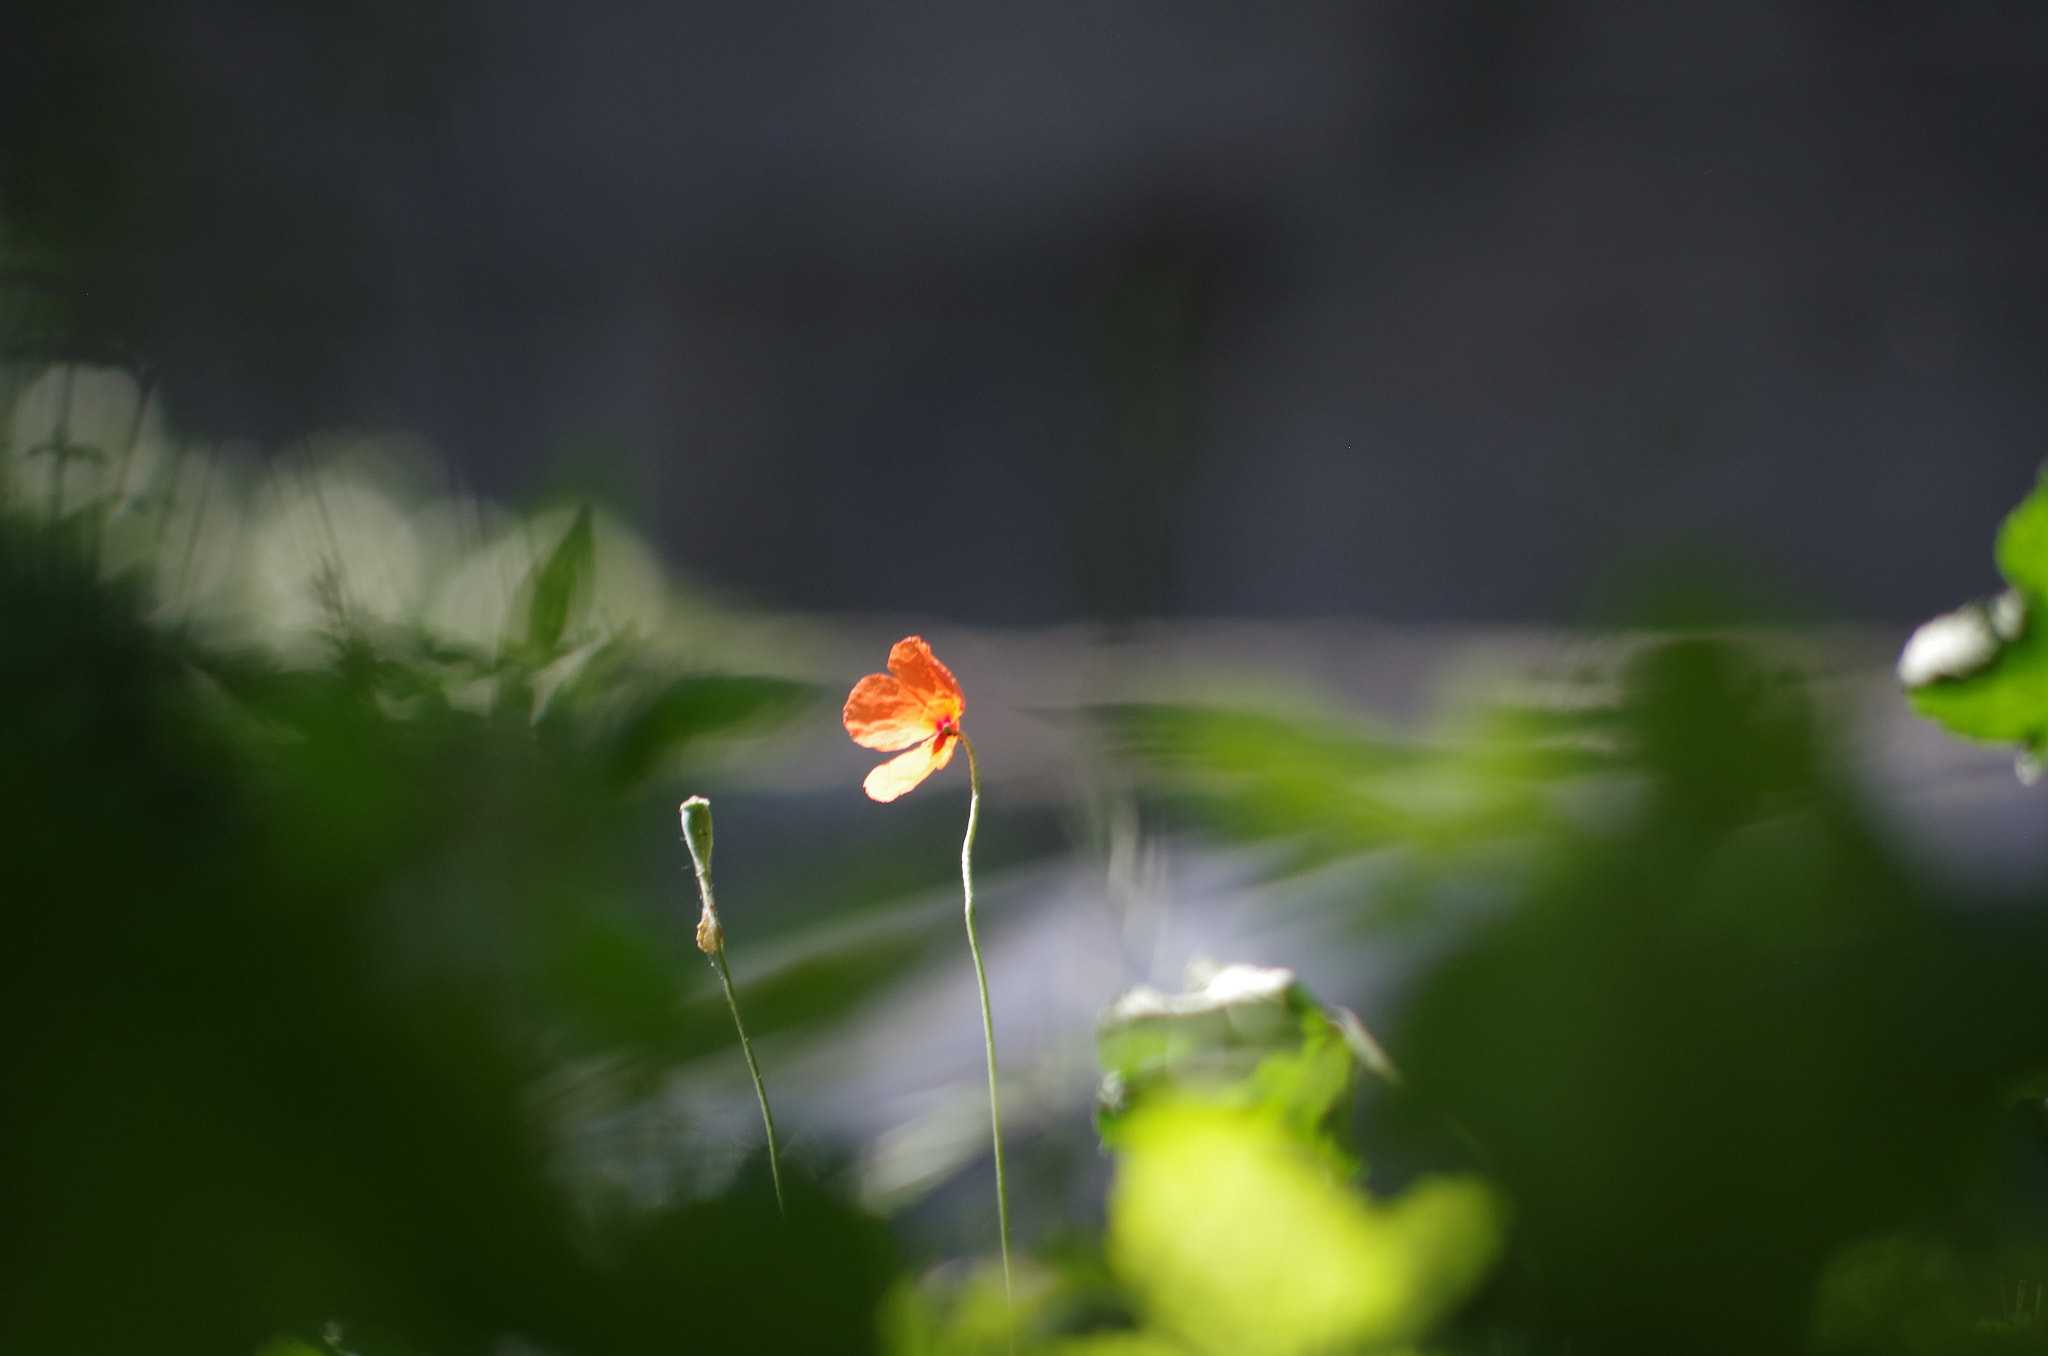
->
[[844, 673, 937, 750], [887, 636, 965, 719], [861, 732, 959, 802]]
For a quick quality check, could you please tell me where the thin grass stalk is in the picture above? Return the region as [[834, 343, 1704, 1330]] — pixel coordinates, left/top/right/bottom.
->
[[710, 938, 785, 1215], [681, 797, 786, 1215], [959, 736, 1013, 1304]]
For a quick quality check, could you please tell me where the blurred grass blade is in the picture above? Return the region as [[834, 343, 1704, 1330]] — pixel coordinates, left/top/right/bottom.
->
[[607, 675, 816, 785], [525, 503, 594, 654]]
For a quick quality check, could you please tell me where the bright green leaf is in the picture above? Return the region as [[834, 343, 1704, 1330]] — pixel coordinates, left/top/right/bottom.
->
[[1096, 963, 1369, 1164], [1997, 470, 2048, 603], [1105, 1101, 1500, 1356], [1906, 624, 2048, 747], [1904, 471, 2048, 755], [1055, 1334, 1194, 1356]]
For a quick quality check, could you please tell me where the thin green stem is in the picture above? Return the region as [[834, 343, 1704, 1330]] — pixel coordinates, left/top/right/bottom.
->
[[694, 865, 786, 1216], [959, 735, 1013, 1306]]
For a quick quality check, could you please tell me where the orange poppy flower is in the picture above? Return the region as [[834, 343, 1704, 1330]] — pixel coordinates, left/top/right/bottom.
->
[[843, 636, 966, 802]]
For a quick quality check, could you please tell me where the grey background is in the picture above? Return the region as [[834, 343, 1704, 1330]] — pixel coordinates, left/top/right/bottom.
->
[[6, 0, 2046, 623]]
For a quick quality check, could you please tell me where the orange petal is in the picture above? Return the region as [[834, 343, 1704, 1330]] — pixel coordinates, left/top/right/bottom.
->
[[887, 636, 965, 718], [862, 732, 959, 802], [844, 673, 937, 750]]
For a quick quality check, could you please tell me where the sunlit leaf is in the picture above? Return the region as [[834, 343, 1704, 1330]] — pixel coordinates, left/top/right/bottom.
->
[[1105, 1101, 1500, 1356], [1906, 625, 2048, 747], [1096, 963, 1374, 1166], [1054, 1334, 1190, 1356], [1904, 472, 2048, 756], [1998, 469, 2048, 603]]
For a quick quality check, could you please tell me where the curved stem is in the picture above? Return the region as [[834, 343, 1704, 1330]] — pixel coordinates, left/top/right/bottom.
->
[[695, 868, 786, 1216], [960, 735, 1013, 1306]]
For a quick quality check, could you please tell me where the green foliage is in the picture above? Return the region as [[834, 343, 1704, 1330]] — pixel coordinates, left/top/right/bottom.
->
[[16, 360, 2048, 1356], [1903, 470, 2048, 761], [1110, 637, 2048, 1355], [1098, 699, 1609, 886], [883, 1262, 1033, 1356], [1095, 1101, 1499, 1356], [1997, 473, 2048, 602], [1909, 626, 2048, 754], [523, 503, 594, 655], [602, 673, 812, 786], [1080, 968, 1499, 1356], [884, 963, 1498, 1356], [0, 505, 901, 1355], [1094, 963, 1377, 1168], [1809, 1230, 2048, 1355]]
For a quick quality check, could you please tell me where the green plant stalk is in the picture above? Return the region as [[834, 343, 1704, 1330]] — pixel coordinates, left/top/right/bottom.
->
[[690, 861, 786, 1216], [960, 735, 1013, 1304]]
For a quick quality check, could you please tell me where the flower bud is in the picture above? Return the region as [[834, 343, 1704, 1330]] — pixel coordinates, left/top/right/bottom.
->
[[679, 795, 714, 875]]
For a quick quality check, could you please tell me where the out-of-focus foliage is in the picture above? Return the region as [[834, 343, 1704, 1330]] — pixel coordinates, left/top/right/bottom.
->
[[1090, 1101, 1498, 1356], [1100, 696, 1610, 883], [889, 967, 1499, 1356], [17, 353, 2048, 1356], [1902, 469, 2048, 774], [1080, 966, 1498, 1356], [0, 366, 927, 1355], [1108, 638, 2048, 1355], [1095, 961, 1389, 1169], [1809, 1230, 2048, 1354], [884, 1261, 1043, 1356]]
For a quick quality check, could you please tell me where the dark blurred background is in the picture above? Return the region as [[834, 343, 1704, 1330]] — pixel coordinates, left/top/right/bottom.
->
[[6, 0, 2047, 625]]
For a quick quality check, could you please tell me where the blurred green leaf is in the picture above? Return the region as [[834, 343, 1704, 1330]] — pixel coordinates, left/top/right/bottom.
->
[[255, 1340, 328, 1356], [1907, 626, 2048, 749], [0, 511, 895, 1355], [544, 914, 691, 1050], [1096, 964, 1373, 1168], [1099, 698, 1609, 883], [1810, 1230, 2048, 1355], [605, 673, 816, 785], [1053, 1335, 1188, 1356], [1393, 637, 2048, 1355], [1104, 1101, 1500, 1356], [1997, 470, 2048, 604], [882, 1262, 1023, 1356], [710, 902, 955, 1045], [1905, 471, 2048, 756], [524, 503, 593, 655]]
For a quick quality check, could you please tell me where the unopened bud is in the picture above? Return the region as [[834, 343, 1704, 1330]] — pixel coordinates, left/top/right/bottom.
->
[[681, 797, 723, 954], [679, 796, 714, 875]]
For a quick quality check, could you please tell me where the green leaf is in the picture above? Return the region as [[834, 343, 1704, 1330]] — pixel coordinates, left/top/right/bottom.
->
[[1998, 469, 2048, 602], [524, 504, 594, 655], [1104, 1101, 1501, 1356], [1906, 624, 2048, 747], [1904, 471, 2048, 754], [1095, 964, 1369, 1164], [1099, 701, 1599, 874], [605, 674, 815, 784], [718, 925, 942, 1041], [543, 914, 694, 1050]]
